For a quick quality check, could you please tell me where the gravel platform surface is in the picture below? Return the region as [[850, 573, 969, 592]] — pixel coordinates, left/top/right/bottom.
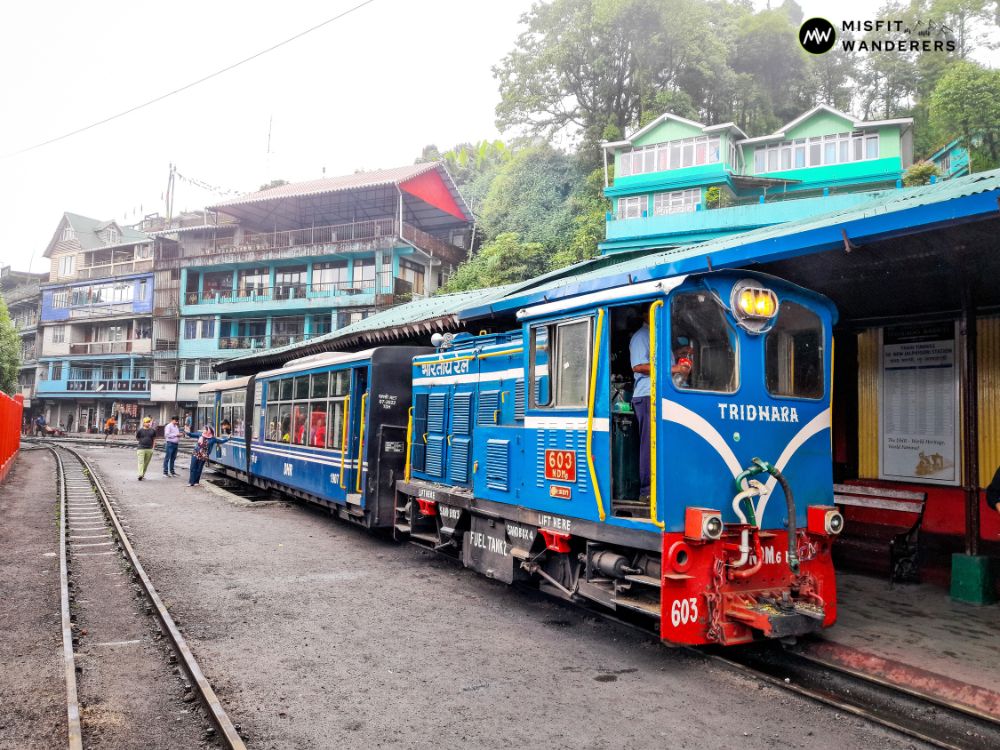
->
[[50, 446, 926, 750]]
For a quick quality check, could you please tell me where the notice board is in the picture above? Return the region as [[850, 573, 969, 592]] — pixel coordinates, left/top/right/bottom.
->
[[879, 322, 960, 485]]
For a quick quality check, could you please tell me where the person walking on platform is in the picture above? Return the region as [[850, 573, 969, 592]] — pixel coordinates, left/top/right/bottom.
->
[[104, 415, 117, 442], [163, 415, 181, 477], [135, 417, 157, 481], [185, 424, 229, 487]]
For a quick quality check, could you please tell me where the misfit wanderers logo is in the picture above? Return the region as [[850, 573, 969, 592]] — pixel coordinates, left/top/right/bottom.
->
[[799, 17, 957, 54]]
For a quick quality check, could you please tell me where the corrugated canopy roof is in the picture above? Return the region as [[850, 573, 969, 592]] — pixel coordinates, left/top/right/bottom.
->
[[217, 285, 516, 375], [463, 168, 1000, 320]]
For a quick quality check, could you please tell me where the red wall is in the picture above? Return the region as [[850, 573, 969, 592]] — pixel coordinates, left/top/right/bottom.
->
[[0, 392, 23, 483]]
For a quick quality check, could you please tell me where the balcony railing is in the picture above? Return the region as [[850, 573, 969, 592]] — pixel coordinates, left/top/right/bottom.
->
[[64, 379, 150, 393], [214, 218, 395, 253], [217, 332, 326, 350], [76, 258, 154, 280], [14, 317, 38, 331], [20, 348, 36, 362], [186, 272, 399, 306], [69, 339, 149, 355], [66, 303, 139, 319]]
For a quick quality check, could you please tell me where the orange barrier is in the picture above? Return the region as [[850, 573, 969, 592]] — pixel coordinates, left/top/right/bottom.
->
[[0, 392, 23, 483]]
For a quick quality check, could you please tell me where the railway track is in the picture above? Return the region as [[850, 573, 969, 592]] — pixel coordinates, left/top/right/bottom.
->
[[47, 442, 246, 750]]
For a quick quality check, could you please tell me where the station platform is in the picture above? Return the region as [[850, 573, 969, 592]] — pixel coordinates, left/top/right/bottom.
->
[[795, 572, 1000, 720]]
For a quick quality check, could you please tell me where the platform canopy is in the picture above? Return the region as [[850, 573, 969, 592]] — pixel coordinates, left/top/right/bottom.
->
[[461, 169, 1000, 325]]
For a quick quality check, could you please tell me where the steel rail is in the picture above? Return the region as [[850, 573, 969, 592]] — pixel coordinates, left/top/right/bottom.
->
[[47, 444, 247, 750], [704, 647, 1000, 750], [54, 447, 84, 750]]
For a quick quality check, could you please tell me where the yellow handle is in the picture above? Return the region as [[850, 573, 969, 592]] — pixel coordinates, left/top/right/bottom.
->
[[493, 409, 500, 425], [586, 307, 606, 522], [649, 300, 665, 529], [422, 432, 428, 443], [447, 434, 452, 446], [356, 392, 368, 494], [404, 406, 414, 483]]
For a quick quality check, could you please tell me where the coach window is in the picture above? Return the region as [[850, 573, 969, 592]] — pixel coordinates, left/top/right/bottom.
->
[[669, 293, 738, 393], [279, 377, 293, 402], [765, 300, 823, 399], [530, 317, 591, 409]]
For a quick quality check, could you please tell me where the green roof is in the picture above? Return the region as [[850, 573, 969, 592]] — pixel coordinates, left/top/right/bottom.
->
[[217, 285, 519, 373]]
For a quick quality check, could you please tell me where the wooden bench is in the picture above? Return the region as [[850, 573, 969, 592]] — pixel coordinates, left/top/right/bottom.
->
[[832, 483, 927, 583]]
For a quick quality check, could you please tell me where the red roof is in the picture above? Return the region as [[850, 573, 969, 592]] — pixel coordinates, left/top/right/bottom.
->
[[209, 163, 468, 218]]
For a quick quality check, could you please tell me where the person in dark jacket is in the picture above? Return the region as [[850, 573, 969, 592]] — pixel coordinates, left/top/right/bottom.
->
[[987, 466, 1000, 513], [185, 425, 230, 486], [135, 417, 157, 480]]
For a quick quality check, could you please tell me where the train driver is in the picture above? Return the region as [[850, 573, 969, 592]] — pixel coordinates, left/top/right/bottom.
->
[[631, 324, 698, 502]]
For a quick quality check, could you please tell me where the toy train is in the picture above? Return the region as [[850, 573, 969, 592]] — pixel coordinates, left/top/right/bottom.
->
[[199, 270, 843, 646]]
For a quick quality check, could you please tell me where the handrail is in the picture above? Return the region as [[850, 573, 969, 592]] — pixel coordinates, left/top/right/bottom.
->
[[403, 406, 414, 482], [648, 300, 665, 529], [356, 392, 368, 494], [586, 308, 606, 522], [339, 395, 350, 489]]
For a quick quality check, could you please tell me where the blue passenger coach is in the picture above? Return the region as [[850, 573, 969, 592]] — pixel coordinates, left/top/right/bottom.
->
[[202, 347, 429, 528]]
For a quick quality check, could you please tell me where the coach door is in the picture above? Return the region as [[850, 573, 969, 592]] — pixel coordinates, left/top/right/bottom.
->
[[344, 367, 369, 503]]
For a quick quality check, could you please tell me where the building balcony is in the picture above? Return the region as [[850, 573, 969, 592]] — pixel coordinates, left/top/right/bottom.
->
[[183, 218, 464, 267], [216, 332, 325, 352], [3, 283, 41, 305], [68, 339, 152, 356], [37, 378, 151, 396], [601, 191, 881, 251], [75, 258, 154, 281], [181, 273, 417, 314]]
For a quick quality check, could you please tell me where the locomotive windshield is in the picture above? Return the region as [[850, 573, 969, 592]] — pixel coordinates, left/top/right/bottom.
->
[[669, 293, 738, 393], [765, 300, 824, 399], [530, 317, 592, 408]]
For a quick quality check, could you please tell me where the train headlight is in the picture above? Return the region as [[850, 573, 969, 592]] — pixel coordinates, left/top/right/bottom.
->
[[731, 280, 778, 334], [685, 507, 724, 541], [808, 505, 845, 536]]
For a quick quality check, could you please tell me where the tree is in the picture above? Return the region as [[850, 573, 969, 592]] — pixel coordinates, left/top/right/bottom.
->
[[929, 61, 1000, 169], [550, 166, 610, 268], [902, 160, 941, 186], [478, 143, 581, 254], [442, 233, 550, 292], [0, 296, 20, 395]]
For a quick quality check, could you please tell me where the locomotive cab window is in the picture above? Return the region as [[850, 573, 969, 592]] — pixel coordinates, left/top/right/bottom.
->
[[530, 317, 591, 409], [765, 300, 824, 399], [670, 293, 738, 393]]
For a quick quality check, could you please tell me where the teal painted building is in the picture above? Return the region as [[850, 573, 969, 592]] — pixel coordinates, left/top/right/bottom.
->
[[927, 139, 971, 181], [148, 163, 472, 407], [600, 106, 914, 253]]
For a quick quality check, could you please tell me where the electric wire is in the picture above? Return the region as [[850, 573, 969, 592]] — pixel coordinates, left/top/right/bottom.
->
[[2, 0, 378, 159]]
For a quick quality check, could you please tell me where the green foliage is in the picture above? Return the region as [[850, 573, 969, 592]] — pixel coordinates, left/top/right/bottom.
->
[[704, 186, 732, 209], [479, 143, 581, 253], [442, 233, 549, 292], [550, 167, 610, 268], [902, 160, 941, 186], [929, 61, 1000, 169], [0, 296, 20, 395]]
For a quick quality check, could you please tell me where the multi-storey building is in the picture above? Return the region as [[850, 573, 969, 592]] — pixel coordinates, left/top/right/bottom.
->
[[928, 139, 970, 180], [600, 105, 915, 252], [0, 265, 47, 410], [35, 213, 157, 432], [147, 162, 471, 408]]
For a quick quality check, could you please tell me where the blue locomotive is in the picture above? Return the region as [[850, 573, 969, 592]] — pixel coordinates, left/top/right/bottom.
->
[[199, 270, 843, 646]]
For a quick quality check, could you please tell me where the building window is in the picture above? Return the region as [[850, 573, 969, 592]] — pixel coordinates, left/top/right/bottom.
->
[[52, 291, 69, 308], [337, 308, 374, 329], [183, 318, 215, 339], [312, 314, 333, 337], [312, 261, 348, 293], [138, 279, 148, 301], [134, 319, 152, 339], [62, 227, 75, 242], [106, 228, 119, 244], [617, 196, 645, 220], [398, 259, 426, 296], [755, 131, 880, 173], [51, 325, 65, 344], [652, 189, 700, 216], [353, 258, 376, 291], [52, 363, 63, 380], [58, 255, 75, 277], [619, 135, 722, 178]]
